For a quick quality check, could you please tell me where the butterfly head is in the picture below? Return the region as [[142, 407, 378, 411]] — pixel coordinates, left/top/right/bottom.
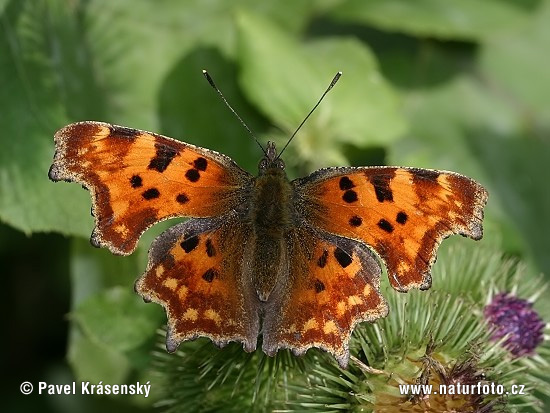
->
[[258, 141, 285, 174]]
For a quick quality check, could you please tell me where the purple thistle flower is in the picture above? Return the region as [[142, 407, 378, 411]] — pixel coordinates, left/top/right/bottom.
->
[[484, 292, 545, 357]]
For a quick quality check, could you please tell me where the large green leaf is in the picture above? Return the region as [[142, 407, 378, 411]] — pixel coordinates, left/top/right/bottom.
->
[[236, 11, 406, 170], [68, 328, 131, 384], [81, 0, 320, 129], [0, 0, 93, 237], [392, 76, 522, 172], [332, 0, 540, 41]]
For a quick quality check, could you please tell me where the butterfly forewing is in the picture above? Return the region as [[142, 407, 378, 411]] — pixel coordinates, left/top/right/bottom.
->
[[49, 121, 252, 255], [293, 166, 488, 291]]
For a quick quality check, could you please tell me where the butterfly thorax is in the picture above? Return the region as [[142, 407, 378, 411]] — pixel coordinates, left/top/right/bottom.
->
[[249, 142, 294, 302], [253, 141, 292, 233]]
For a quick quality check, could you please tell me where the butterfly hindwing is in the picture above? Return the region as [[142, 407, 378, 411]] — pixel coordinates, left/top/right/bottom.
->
[[294, 167, 488, 292], [49, 121, 252, 255], [262, 228, 388, 367], [135, 213, 259, 352]]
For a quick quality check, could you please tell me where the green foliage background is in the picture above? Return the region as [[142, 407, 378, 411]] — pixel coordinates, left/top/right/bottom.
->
[[1, 0, 549, 411]]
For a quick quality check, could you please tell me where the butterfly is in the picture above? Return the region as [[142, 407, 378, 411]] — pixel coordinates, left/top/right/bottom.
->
[[48, 75, 488, 368]]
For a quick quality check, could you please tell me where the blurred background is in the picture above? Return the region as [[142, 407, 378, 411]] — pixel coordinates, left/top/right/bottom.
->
[[2, 0, 549, 411]]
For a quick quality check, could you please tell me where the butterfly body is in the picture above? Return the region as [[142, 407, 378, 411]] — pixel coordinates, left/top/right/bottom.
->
[[49, 121, 488, 367], [249, 147, 294, 301]]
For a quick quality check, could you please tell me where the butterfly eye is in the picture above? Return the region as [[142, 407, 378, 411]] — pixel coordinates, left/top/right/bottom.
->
[[258, 158, 269, 170], [275, 158, 285, 170]]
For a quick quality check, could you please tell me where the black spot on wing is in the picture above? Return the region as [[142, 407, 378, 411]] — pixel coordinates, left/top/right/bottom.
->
[[202, 268, 218, 283], [396, 211, 408, 224], [334, 247, 352, 268], [349, 215, 363, 227], [180, 236, 199, 253], [342, 190, 358, 203], [185, 169, 200, 182], [176, 193, 189, 204], [314, 279, 325, 293], [411, 168, 440, 183], [142, 188, 160, 200], [130, 175, 143, 188], [148, 143, 179, 172], [339, 176, 355, 190], [370, 175, 393, 202], [205, 238, 216, 257], [378, 219, 394, 233], [317, 250, 328, 268], [193, 157, 208, 171]]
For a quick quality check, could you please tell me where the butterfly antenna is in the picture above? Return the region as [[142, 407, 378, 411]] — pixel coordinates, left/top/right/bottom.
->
[[277, 71, 342, 160], [202, 70, 266, 155]]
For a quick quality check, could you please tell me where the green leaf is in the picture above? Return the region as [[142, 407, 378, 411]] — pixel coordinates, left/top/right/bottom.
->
[[0, 0, 92, 236], [72, 286, 163, 352], [81, 0, 318, 129], [68, 328, 130, 384], [392, 76, 522, 172], [480, 0, 550, 126], [69, 238, 164, 346], [70, 238, 143, 305], [236, 11, 406, 170], [332, 0, 540, 41]]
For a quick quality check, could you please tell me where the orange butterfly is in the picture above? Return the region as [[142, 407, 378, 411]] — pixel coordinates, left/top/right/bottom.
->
[[49, 73, 488, 367]]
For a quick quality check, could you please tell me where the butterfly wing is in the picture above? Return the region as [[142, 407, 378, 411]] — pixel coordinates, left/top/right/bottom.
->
[[262, 228, 388, 367], [49, 121, 252, 255], [293, 167, 488, 292], [135, 213, 259, 352]]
